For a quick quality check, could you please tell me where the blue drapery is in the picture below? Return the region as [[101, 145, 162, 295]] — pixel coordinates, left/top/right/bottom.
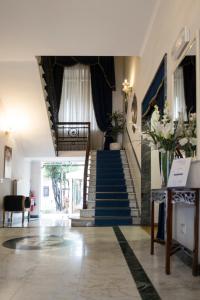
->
[[142, 56, 166, 117], [41, 56, 115, 143]]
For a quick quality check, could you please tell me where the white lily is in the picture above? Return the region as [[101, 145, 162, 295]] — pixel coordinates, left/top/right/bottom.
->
[[179, 137, 188, 146]]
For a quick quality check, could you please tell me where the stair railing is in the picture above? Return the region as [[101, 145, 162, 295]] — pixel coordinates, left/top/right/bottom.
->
[[56, 122, 90, 152], [124, 127, 141, 214], [83, 123, 90, 209]]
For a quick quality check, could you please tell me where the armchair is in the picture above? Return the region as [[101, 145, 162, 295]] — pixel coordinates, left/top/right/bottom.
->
[[3, 195, 31, 227]]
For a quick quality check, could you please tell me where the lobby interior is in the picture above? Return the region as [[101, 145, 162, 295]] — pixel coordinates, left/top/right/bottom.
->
[[1, 0, 200, 299]]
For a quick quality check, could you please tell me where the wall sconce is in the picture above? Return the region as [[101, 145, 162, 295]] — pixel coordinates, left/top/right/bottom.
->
[[4, 127, 14, 135], [122, 79, 133, 113], [0, 120, 14, 135]]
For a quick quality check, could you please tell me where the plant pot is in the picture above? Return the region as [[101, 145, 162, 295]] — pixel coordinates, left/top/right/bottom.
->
[[110, 142, 121, 150]]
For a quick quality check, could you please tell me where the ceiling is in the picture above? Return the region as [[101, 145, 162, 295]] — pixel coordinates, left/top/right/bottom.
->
[[0, 0, 159, 61], [0, 0, 159, 158]]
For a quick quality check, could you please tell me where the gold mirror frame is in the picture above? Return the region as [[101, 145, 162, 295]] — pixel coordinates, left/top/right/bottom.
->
[[131, 93, 138, 132]]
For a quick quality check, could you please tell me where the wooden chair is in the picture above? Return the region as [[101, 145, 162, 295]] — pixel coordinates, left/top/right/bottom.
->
[[3, 195, 31, 227]]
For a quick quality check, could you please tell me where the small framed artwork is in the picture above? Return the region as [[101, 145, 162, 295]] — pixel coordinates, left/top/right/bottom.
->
[[131, 93, 138, 133], [43, 186, 49, 197], [4, 146, 12, 179]]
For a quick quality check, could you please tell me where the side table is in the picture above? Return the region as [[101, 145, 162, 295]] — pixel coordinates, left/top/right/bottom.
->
[[151, 188, 199, 276]]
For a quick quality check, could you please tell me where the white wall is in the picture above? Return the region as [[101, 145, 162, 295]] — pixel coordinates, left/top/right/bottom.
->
[[124, 56, 141, 163], [136, 0, 200, 253], [113, 57, 124, 113], [0, 131, 31, 222], [0, 59, 54, 223], [0, 61, 55, 157]]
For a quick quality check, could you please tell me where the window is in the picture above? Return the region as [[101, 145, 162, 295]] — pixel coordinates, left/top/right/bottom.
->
[[174, 66, 187, 121], [43, 186, 49, 197], [58, 64, 103, 149]]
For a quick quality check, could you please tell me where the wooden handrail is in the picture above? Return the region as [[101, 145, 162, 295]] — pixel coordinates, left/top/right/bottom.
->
[[125, 127, 141, 173], [57, 122, 90, 125], [83, 123, 90, 209]]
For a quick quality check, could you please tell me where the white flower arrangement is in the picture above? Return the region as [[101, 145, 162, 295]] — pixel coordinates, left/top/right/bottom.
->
[[143, 102, 197, 157], [143, 102, 177, 152], [178, 112, 196, 157]]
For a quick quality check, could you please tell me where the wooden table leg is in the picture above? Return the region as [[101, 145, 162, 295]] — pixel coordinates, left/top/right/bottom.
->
[[28, 211, 30, 223], [166, 189, 172, 275], [2, 210, 5, 227], [22, 211, 24, 227], [193, 189, 199, 276], [151, 199, 155, 255], [10, 212, 13, 226]]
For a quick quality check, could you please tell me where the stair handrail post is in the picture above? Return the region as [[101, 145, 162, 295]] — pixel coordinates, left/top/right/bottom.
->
[[83, 122, 90, 209]]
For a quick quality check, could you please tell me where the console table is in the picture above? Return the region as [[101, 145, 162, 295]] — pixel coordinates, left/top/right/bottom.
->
[[151, 188, 199, 276]]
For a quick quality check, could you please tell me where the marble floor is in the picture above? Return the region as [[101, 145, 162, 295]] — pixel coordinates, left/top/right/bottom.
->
[[3, 212, 78, 228], [0, 226, 200, 300]]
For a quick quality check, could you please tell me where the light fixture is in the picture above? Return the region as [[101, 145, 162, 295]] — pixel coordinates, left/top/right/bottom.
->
[[122, 79, 132, 95], [172, 27, 190, 60], [122, 79, 133, 113], [0, 117, 15, 135]]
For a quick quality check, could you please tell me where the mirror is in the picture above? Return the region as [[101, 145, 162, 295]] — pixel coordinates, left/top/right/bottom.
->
[[173, 40, 196, 120], [131, 93, 137, 132]]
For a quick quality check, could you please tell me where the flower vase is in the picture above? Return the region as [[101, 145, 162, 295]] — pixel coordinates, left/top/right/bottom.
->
[[160, 151, 174, 187], [185, 148, 195, 158]]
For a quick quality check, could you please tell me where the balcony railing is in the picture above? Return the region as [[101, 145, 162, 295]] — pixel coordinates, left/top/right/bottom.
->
[[56, 122, 90, 209], [56, 122, 90, 152]]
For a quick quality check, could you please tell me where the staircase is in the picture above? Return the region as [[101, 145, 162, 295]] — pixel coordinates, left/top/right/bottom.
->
[[71, 150, 140, 226], [95, 150, 132, 226]]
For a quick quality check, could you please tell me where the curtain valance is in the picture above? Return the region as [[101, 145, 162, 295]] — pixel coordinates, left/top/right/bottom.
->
[[142, 55, 166, 118], [41, 56, 115, 133]]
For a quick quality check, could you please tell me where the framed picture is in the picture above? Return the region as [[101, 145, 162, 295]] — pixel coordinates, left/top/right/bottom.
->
[[43, 186, 49, 197], [4, 146, 12, 179], [131, 93, 138, 133]]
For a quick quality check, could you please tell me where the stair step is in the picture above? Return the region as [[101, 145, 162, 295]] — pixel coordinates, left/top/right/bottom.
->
[[80, 208, 139, 218], [96, 193, 128, 200], [96, 186, 127, 192], [95, 208, 131, 217], [88, 201, 137, 209], [95, 215, 132, 219], [96, 181, 126, 185], [71, 217, 94, 227], [96, 200, 130, 208], [95, 217, 132, 226]]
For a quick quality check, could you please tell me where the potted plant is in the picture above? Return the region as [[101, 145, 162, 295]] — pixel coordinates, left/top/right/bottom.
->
[[106, 111, 125, 150]]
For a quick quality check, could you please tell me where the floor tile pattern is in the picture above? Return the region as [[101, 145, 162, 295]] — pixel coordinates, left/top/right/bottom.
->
[[0, 226, 200, 299], [113, 226, 161, 300]]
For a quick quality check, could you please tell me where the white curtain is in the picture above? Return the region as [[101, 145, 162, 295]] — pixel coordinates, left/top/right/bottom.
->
[[59, 64, 103, 149], [174, 66, 187, 121]]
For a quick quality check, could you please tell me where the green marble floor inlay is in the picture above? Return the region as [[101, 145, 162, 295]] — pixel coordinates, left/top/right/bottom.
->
[[113, 226, 161, 300], [2, 235, 73, 250]]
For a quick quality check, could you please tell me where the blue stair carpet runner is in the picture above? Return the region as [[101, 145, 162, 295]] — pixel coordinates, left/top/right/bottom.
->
[[95, 150, 132, 226]]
